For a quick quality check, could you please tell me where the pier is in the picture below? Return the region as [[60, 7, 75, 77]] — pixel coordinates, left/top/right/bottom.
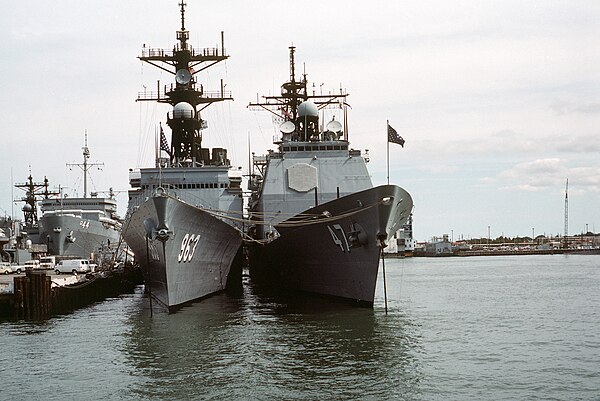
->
[[0, 267, 143, 320]]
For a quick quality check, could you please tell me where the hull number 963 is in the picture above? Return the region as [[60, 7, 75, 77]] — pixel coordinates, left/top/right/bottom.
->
[[178, 233, 200, 263]]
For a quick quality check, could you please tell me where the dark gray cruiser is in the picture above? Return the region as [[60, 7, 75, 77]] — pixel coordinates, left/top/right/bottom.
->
[[247, 47, 413, 305], [124, 2, 243, 311]]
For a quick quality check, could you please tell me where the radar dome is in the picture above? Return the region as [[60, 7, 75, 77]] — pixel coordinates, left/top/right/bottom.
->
[[22, 204, 32, 212], [298, 101, 318, 118], [173, 102, 194, 119]]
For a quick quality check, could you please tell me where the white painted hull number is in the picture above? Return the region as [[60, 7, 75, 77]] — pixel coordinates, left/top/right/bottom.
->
[[327, 224, 350, 253], [178, 233, 200, 262]]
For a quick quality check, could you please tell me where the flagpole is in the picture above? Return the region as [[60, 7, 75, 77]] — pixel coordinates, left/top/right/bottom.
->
[[247, 131, 251, 177], [386, 120, 390, 185], [154, 125, 160, 167]]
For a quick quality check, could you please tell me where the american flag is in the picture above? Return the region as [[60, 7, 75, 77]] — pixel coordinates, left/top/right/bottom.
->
[[160, 126, 171, 156], [387, 123, 405, 147]]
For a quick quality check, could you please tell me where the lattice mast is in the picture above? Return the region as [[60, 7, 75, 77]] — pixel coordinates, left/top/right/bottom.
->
[[14, 172, 60, 226], [248, 46, 350, 140], [136, 0, 232, 167]]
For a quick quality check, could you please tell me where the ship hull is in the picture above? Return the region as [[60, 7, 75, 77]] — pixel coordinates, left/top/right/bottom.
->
[[249, 185, 412, 305], [39, 215, 120, 259], [123, 195, 243, 311]]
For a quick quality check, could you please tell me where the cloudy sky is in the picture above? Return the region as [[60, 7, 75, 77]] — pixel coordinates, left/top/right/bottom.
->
[[1, 0, 599, 241]]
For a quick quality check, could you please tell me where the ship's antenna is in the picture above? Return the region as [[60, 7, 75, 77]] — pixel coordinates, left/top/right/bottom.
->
[[179, 0, 186, 31], [67, 131, 104, 198], [289, 45, 296, 84], [178, 0, 188, 49], [564, 178, 569, 248]]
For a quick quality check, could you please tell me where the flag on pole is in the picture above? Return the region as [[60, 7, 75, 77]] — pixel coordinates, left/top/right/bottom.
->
[[160, 125, 172, 156], [387, 123, 405, 147]]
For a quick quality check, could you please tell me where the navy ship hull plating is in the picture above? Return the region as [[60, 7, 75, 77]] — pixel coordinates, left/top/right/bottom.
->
[[249, 185, 412, 305], [124, 194, 242, 310], [39, 214, 120, 259]]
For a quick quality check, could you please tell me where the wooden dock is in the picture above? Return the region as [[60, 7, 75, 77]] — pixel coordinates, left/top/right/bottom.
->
[[0, 267, 143, 320], [13, 272, 52, 319]]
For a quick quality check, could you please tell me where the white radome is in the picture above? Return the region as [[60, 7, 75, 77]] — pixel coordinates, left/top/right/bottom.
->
[[297, 101, 318, 117], [173, 102, 194, 119]]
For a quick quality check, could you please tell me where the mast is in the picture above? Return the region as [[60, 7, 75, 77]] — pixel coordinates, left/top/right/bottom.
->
[[136, 1, 232, 167], [66, 132, 104, 198], [14, 171, 60, 226], [248, 46, 349, 141]]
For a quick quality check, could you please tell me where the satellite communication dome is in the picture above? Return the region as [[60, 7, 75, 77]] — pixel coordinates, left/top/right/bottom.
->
[[22, 204, 32, 212], [173, 102, 194, 119], [298, 101, 318, 118]]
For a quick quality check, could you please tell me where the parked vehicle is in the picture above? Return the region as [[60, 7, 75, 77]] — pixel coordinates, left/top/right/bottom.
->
[[0, 262, 12, 275], [54, 259, 91, 275], [24, 260, 40, 270], [39, 256, 56, 270], [11, 265, 25, 274]]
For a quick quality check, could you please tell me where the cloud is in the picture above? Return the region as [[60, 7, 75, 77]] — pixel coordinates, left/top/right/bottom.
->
[[551, 134, 600, 154], [497, 158, 600, 193], [416, 165, 460, 174], [410, 127, 600, 161], [551, 100, 600, 115]]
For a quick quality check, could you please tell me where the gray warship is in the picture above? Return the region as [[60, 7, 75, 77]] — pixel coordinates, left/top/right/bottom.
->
[[39, 139, 121, 259], [123, 2, 243, 311], [247, 47, 413, 306], [15, 144, 121, 260]]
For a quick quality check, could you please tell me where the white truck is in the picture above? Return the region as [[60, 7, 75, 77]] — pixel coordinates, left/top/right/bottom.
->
[[39, 256, 57, 270], [24, 260, 41, 270], [11, 265, 26, 274], [55, 259, 91, 275]]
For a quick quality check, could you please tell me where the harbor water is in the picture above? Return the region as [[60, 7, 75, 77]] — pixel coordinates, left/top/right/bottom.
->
[[1, 254, 599, 400]]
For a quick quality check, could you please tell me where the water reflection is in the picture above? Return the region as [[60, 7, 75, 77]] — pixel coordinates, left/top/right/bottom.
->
[[122, 277, 423, 400]]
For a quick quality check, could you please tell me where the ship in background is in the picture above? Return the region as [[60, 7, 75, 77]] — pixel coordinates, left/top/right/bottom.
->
[[14, 140, 121, 261], [38, 137, 121, 260], [384, 213, 415, 257], [14, 174, 59, 248], [123, 2, 243, 311], [246, 46, 414, 306]]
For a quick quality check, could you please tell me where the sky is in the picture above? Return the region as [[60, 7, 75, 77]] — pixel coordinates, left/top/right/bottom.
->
[[1, 0, 599, 242]]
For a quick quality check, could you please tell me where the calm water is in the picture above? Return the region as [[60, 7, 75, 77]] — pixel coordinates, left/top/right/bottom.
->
[[1, 255, 599, 400]]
